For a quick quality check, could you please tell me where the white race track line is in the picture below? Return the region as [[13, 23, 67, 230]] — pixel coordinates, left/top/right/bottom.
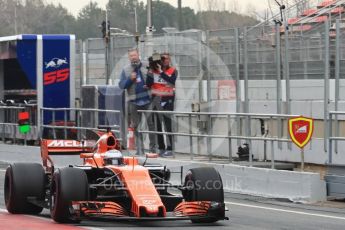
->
[[226, 201, 345, 221]]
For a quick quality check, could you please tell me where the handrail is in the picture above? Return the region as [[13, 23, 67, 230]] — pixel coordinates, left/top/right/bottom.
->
[[41, 107, 121, 113], [330, 110, 345, 115], [138, 110, 299, 118], [0, 106, 27, 109], [139, 130, 290, 142], [41, 125, 120, 132]]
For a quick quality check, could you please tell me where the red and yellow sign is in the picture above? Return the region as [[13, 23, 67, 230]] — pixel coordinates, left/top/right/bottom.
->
[[288, 116, 314, 149]]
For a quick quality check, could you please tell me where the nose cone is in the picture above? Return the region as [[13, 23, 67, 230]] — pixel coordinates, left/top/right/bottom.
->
[[138, 198, 163, 216], [145, 205, 159, 214], [139, 204, 165, 217]]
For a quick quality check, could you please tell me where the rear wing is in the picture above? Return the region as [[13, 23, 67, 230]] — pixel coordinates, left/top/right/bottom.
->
[[41, 139, 95, 155], [40, 139, 96, 171]]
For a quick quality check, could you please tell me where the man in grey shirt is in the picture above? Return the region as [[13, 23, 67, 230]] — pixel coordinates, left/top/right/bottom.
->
[[119, 49, 156, 154]]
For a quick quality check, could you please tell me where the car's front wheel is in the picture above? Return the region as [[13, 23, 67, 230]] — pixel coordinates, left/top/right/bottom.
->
[[182, 167, 225, 223], [50, 167, 89, 223]]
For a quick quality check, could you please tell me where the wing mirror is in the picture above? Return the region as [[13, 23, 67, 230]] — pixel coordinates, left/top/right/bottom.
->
[[80, 153, 94, 159]]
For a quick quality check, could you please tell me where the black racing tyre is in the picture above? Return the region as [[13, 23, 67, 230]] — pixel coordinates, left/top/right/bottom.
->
[[4, 163, 45, 214], [50, 167, 89, 223], [182, 167, 224, 223]]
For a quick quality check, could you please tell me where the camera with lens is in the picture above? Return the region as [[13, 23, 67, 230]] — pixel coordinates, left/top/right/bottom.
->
[[148, 52, 162, 71]]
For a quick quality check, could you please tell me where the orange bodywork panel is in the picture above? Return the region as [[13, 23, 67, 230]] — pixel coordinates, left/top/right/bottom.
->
[[123, 156, 139, 165], [107, 164, 166, 217], [174, 201, 211, 217], [83, 153, 105, 168], [73, 201, 127, 217]]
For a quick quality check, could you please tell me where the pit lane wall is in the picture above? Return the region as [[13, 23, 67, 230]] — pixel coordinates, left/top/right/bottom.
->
[[150, 158, 327, 203]]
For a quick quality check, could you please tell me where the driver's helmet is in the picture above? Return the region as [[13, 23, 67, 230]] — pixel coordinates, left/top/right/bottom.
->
[[103, 150, 124, 165]]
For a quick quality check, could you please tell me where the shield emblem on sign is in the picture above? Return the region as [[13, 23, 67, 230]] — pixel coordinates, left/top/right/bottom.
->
[[288, 116, 314, 149]]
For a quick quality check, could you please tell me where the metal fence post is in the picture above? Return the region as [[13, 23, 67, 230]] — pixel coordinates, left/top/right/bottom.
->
[[271, 138, 275, 169], [243, 28, 252, 165], [24, 108, 27, 146], [235, 28, 241, 146], [248, 115, 252, 166], [207, 114, 212, 161], [284, 20, 292, 151], [206, 30, 211, 110], [189, 114, 193, 160], [228, 114, 233, 162], [139, 128, 144, 155], [94, 110, 98, 129], [2, 123, 4, 142], [206, 30, 213, 160], [335, 19, 340, 154], [244, 27, 249, 115], [264, 118, 269, 161], [64, 110, 67, 139], [39, 108, 43, 138], [52, 110, 56, 139], [75, 109, 79, 140], [275, 23, 282, 150], [153, 111, 158, 154], [171, 113, 176, 158], [85, 39, 90, 85], [324, 21, 330, 153], [13, 123, 16, 144], [329, 113, 333, 164], [109, 36, 115, 83]]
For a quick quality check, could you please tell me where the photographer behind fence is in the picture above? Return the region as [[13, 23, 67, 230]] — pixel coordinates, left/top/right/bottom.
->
[[118, 48, 156, 155], [146, 52, 177, 157]]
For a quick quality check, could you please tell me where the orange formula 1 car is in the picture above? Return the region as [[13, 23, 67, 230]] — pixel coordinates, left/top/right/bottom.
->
[[4, 130, 228, 223]]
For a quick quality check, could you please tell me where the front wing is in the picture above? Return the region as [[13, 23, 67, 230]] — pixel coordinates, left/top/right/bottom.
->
[[72, 201, 228, 221]]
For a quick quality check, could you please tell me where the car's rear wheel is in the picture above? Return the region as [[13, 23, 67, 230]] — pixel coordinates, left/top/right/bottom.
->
[[4, 163, 45, 214], [50, 167, 88, 223], [182, 167, 224, 223]]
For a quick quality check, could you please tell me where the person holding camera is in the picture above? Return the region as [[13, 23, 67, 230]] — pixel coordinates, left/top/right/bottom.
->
[[147, 52, 177, 157], [119, 48, 156, 155]]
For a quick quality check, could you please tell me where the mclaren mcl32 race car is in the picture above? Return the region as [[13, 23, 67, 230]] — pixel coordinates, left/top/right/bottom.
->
[[4, 130, 228, 223]]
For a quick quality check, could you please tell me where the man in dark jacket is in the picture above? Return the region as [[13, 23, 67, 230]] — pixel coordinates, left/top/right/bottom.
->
[[147, 53, 177, 157]]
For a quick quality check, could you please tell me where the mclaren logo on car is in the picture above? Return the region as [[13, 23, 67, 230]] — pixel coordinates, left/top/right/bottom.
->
[[48, 140, 82, 147]]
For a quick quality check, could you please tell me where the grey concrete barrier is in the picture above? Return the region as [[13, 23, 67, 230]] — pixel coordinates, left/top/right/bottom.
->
[[150, 158, 327, 203]]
